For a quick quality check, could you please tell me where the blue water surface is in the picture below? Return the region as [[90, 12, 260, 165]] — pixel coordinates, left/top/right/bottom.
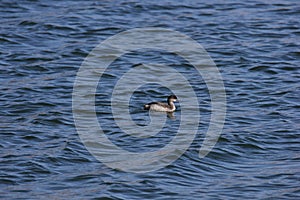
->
[[1, 0, 300, 199]]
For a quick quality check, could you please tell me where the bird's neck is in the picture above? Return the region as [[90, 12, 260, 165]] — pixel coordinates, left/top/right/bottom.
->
[[168, 101, 175, 111]]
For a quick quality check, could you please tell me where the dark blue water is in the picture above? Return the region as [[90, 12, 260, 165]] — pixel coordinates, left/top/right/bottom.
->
[[1, 0, 300, 199]]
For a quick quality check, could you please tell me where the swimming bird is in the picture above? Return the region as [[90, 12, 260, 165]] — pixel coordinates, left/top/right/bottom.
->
[[144, 95, 178, 112]]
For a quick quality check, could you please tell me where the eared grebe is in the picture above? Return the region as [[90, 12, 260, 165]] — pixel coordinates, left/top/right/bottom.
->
[[144, 95, 178, 112]]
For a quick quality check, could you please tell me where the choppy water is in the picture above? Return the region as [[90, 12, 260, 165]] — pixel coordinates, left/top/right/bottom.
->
[[1, 0, 300, 199]]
